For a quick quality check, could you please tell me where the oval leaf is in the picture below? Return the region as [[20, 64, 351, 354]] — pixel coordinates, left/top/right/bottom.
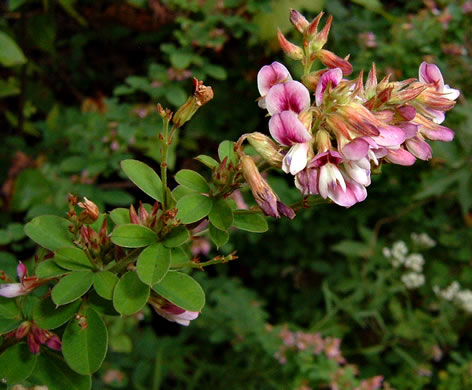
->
[[93, 271, 119, 300], [209, 198, 233, 230], [0, 343, 37, 385], [218, 140, 237, 164], [233, 213, 268, 233], [33, 297, 80, 330], [0, 296, 21, 319], [121, 159, 163, 201], [62, 307, 108, 375], [111, 224, 157, 248], [209, 223, 229, 248], [109, 208, 130, 225], [113, 271, 150, 315], [176, 194, 213, 224], [195, 154, 219, 168], [0, 32, 27, 67], [55, 247, 94, 271], [152, 272, 205, 312], [30, 352, 91, 390], [52, 271, 94, 306], [25, 215, 74, 251], [162, 226, 190, 248], [35, 260, 69, 278], [170, 247, 189, 266], [136, 243, 170, 286], [175, 169, 210, 193]]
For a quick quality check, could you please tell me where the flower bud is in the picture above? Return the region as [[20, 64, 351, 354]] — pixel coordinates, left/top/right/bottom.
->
[[277, 29, 304, 61], [290, 9, 309, 33], [307, 12, 325, 36], [78, 197, 100, 224], [16, 321, 31, 340], [173, 78, 214, 128], [247, 132, 284, 168], [318, 50, 352, 75], [240, 155, 295, 219], [309, 15, 332, 51]]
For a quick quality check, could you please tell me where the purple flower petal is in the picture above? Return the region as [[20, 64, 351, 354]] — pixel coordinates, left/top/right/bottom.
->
[[420, 125, 454, 142], [330, 178, 367, 208], [257, 62, 292, 96], [0, 283, 27, 298], [269, 111, 312, 146], [341, 138, 370, 160], [315, 68, 342, 106], [372, 126, 406, 147], [419, 62, 444, 89], [295, 168, 319, 195], [266, 81, 311, 115]]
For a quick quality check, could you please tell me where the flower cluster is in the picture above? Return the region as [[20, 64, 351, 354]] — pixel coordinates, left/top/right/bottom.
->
[[434, 281, 472, 313], [5, 321, 61, 354], [252, 10, 459, 208], [383, 240, 427, 289]]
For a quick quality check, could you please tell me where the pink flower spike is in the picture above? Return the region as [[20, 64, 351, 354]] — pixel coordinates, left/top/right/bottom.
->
[[405, 137, 433, 160], [17, 261, 27, 281], [257, 62, 292, 97], [269, 111, 312, 146], [385, 148, 416, 166], [282, 142, 310, 175], [265, 81, 311, 115], [315, 68, 342, 106], [0, 283, 28, 298]]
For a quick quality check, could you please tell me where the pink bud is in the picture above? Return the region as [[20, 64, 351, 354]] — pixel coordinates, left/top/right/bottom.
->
[[277, 29, 304, 61], [289, 9, 309, 33], [17, 261, 27, 281]]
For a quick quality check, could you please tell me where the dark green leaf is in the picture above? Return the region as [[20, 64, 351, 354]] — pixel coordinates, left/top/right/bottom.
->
[[0, 32, 27, 67], [51, 271, 94, 306], [170, 247, 189, 266], [209, 223, 229, 248], [35, 260, 69, 278], [30, 351, 91, 390], [176, 194, 213, 224], [55, 247, 94, 271], [172, 185, 196, 201], [136, 244, 170, 286], [195, 154, 219, 169], [62, 307, 108, 375], [109, 208, 130, 225], [209, 198, 233, 230], [111, 224, 158, 248], [175, 169, 210, 193], [33, 298, 80, 330], [25, 216, 74, 251], [152, 272, 205, 312], [0, 319, 22, 335], [218, 140, 237, 164], [232, 213, 268, 233], [162, 226, 190, 248], [113, 272, 150, 315], [121, 159, 163, 201], [93, 271, 119, 300], [0, 343, 37, 385], [0, 296, 21, 319]]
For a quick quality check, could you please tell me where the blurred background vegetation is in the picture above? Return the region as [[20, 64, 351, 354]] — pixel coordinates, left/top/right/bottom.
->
[[1, 0, 472, 388]]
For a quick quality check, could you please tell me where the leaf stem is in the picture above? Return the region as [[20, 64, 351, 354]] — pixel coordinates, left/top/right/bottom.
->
[[105, 248, 142, 273], [171, 253, 237, 270], [160, 118, 170, 210]]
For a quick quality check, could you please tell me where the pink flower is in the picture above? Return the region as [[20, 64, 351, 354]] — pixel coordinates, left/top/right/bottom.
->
[[419, 62, 460, 101], [315, 68, 343, 106], [257, 62, 292, 108], [266, 81, 311, 115], [0, 261, 33, 298], [154, 302, 199, 326]]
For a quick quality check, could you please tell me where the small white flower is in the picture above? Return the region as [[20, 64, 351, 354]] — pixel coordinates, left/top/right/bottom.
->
[[404, 253, 425, 272], [455, 290, 472, 313], [401, 272, 425, 289], [382, 247, 392, 258], [411, 232, 436, 249], [392, 241, 408, 261]]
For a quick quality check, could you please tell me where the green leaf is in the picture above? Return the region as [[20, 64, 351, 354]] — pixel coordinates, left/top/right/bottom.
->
[[170, 247, 189, 266], [30, 351, 91, 390], [51, 271, 94, 306], [233, 213, 268, 233], [209, 198, 233, 230], [121, 159, 163, 202], [33, 298, 81, 330], [62, 307, 108, 375], [218, 140, 237, 164], [136, 243, 170, 286], [113, 272, 150, 315], [332, 240, 369, 257], [0, 319, 22, 335], [205, 64, 227, 80], [35, 260, 69, 278], [109, 208, 130, 225], [170, 52, 192, 69], [195, 154, 219, 169], [152, 272, 205, 312], [162, 226, 190, 248], [0, 296, 21, 319], [88, 291, 119, 316], [111, 224, 158, 248], [0, 32, 27, 67], [0, 343, 37, 385], [55, 247, 94, 271], [25, 215, 74, 251], [165, 85, 187, 106], [93, 271, 119, 300], [209, 223, 229, 248], [172, 185, 196, 201], [175, 169, 210, 193], [176, 194, 213, 224]]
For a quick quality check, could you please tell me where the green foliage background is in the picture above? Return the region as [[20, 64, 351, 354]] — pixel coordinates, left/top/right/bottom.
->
[[1, 0, 472, 388]]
